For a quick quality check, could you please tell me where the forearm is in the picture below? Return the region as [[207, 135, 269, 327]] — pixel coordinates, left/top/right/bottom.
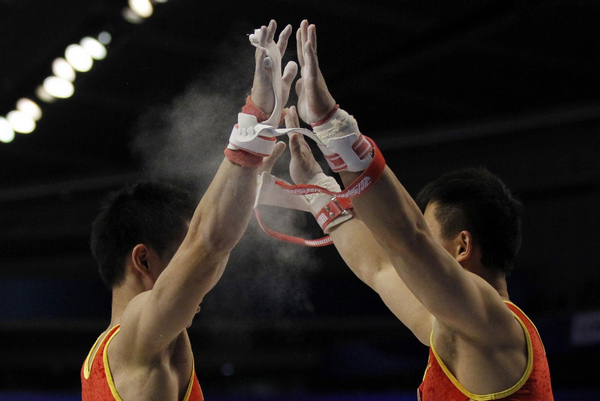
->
[[191, 157, 258, 253], [329, 217, 433, 344], [340, 167, 428, 253]]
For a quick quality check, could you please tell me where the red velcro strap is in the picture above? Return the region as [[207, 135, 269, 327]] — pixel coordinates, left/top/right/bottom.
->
[[254, 208, 333, 247], [315, 197, 353, 231], [277, 136, 385, 198]]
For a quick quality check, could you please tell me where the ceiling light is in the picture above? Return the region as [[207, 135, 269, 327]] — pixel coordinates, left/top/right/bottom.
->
[[43, 76, 75, 99], [16, 98, 42, 121], [52, 58, 76, 81], [0, 117, 15, 143], [129, 0, 153, 18], [65, 44, 93, 72], [36, 85, 56, 103], [98, 31, 112, 45], [7, 110, 36, 134], [122, 7, 143, 24], [80, 37, 107, 60]]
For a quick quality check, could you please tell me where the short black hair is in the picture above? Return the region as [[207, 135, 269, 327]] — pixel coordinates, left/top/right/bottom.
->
[[90, 181, 196, 288], [415, 168, 522, 273]]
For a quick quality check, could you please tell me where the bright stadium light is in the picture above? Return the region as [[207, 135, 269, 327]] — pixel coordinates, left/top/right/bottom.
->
[[16, 98, 42, 121], [0, 117, 15, 143], [36, 85, 56, 103], [65, 44, 93, 72], [43, 76, 75, 99], [7, 110, 36, 134], [52, 58, 76, 81], [129, 0, 153, 18], [80, 36, 107, 60]]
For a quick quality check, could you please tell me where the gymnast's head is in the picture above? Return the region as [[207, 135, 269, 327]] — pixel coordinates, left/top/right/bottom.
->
[[415, 167, 522, 275], [90, 181, 196, 289]]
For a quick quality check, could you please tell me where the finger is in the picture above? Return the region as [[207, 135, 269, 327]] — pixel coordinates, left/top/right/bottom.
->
[[289, 105, 300, 127], [262, 141, 286, 174], [296, 25, 304, 68], [277, 24, 292, 56], [255, 48, 267, 73], [281, 61, 298, 105], [308, 24, 317, 53], [295, 78, 303, 98], [304, 40, 318, 77], [267, 20, 277, 43], [285, 105, 299, 128], [259, 25, 268, 48], [288, 132, 303, 156]]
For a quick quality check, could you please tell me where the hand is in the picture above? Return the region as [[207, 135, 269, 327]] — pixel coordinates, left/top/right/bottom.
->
[[295, 20, 336, 125], [286, 106, 323, 184], [260, 141, 286, 175], [251, 20, 298, 114]]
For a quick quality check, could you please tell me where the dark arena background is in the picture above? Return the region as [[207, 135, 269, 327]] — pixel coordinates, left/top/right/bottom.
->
[[1, 0, 599, 400]]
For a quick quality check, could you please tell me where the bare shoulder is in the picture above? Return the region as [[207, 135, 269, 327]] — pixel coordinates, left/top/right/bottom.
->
[[108, 291, 155, 362]]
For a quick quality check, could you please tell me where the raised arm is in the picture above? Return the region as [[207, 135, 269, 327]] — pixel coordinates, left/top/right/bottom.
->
[[294, 20, 516, 341], [285, 107, 432, 344], [119, 21, 297, 361]]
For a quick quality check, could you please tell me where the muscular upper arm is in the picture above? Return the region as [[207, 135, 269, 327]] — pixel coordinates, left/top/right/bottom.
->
[[329, 218, 433, 345], [117, 159, 256, 362], [341, 168, 517, 345], [388, 231, 518, 344]]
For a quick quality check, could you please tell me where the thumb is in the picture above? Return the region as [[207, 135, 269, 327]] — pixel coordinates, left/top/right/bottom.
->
[[288, 133, 302, 157], [261, 141, 286, 174]]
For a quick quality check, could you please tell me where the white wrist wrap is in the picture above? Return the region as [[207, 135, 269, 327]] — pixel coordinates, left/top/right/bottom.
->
[[228, 113, 277, 157], [312, 109, 373, 172], [305, 173, 354, 233]]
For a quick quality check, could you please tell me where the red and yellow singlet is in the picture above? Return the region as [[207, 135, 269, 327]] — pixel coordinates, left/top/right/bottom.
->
[[418, 302, 553, 400], [81, 325, 203, 401]]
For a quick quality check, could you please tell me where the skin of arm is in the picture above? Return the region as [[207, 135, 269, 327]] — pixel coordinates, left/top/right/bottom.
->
[[114, 20, 297, 369], [294, 19, 517, 341], [284, 108, 433, 344], [293, 20, 528, 393]]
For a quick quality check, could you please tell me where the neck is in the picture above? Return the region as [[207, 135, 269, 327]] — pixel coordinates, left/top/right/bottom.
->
[[474, 264, 509, 301], [109, 280, 146, 328]]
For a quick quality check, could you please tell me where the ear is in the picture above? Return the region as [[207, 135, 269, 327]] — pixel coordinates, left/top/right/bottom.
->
[[131, 244, 154, 281], [455, 230, 474, 263]]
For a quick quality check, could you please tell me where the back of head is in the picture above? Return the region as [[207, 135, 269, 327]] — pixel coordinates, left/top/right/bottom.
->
[[415, 168, 522, 274], [90, 181, 196, 289]]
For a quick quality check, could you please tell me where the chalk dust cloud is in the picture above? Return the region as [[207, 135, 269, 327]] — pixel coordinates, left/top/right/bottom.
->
[[131, 33, 323, 319]]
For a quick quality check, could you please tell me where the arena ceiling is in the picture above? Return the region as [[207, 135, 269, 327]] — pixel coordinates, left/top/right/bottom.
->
[[0, 0, 598, 189]]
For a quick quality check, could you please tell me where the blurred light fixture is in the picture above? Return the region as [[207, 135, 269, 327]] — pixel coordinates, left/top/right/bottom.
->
[[98, 31, 112, 45], [80, 36, 107, 60], [122, 7, 144, 24], [16, 98, 42, 121], [43, 76, 75, 99], [65, 44, 93, 72], [7, 110, 36, 134], [36, 85, 56, 103], [129, 0, 153, 18], [0, 117, 15, 143], [52, 58, 76, 81]]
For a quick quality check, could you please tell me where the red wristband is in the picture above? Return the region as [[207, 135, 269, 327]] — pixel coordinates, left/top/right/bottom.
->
[[224, 148, 263, 168], [310, 104, 340, 127], [241, 96, 270, 123]]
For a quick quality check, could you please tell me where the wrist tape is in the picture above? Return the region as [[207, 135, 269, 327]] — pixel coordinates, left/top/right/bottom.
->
[[312, 108, 374, 172], [305, 173, 354, 233]]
